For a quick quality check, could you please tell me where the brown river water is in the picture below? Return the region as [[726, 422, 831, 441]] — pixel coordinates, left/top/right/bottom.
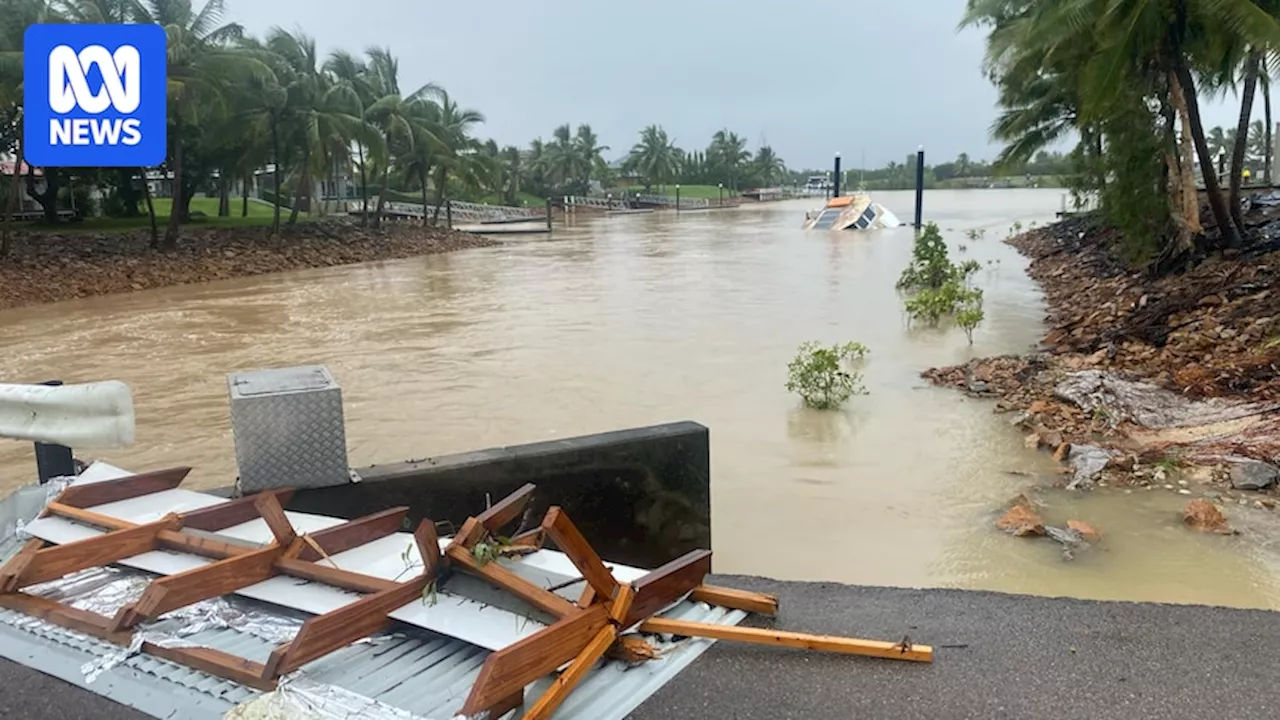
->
[[4, 188, 1280, 609]]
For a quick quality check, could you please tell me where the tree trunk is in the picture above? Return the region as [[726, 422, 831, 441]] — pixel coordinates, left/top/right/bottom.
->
[[1229, 50, 1261, 234], [432, 166, 447, 225], [419, 166, 430, 225], [116, 167, 140, 217], [218, 173, 230, 217], [26, 168, 60, 224], [1265, 73, 1273, 186], [373, 167, 388, 229], [162, 122, 184, 250], [1, 129, 23, 258], [271, 121, 282, 235], [241, 173, 250, 217], [1169, 71, 1203, 234], [357, 141, 368, 227], [141, 172, 158, 250], [1174, 60, 1242, 248]]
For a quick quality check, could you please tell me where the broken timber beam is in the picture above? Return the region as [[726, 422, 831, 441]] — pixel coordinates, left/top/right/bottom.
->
[[460, 603, 612, 717], [639, 618, 934, 663], [446, 543, 577, 619], [690, 584, 779, 617], [56, 466, 191, 508], [292, 506, 408, 563], [624, 549, 712, 627], [263, 519, 442, 679], [541, 506, 620, 602], [1, 517, 179, 592]]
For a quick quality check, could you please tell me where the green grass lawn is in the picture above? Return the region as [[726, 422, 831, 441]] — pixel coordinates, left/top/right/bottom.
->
[[620, 184, 733, 199], [13, 197, 308, 233]]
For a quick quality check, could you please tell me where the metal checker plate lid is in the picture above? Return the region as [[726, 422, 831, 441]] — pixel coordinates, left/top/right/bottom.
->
[[229, 366, 335, 398]]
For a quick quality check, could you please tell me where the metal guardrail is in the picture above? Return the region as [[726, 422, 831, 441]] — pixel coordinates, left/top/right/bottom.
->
[[346, 198, 544, 224]]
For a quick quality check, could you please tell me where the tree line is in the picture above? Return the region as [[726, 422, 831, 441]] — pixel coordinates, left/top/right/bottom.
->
[[0, 0, 791, 256], [786, 150, 1078, 191], [961, 0, 1280, 269]]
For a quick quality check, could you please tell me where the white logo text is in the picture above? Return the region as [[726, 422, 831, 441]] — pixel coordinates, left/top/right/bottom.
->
[[47, 43, 144, 147]]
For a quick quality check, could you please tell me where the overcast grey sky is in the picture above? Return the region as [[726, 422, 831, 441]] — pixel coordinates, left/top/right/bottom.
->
[[227, 0, 1249, 171]]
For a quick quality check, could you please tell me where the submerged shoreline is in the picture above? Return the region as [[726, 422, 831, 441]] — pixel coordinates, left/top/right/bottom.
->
[[0, 220, 501, 312], [924, 213, 1280, 516]]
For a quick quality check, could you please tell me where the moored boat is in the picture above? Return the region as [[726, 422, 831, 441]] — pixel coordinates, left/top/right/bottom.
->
[[802, 192, 901, 231]]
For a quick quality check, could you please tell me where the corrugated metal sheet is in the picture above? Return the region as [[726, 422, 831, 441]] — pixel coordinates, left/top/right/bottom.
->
[[0, 483, 746, 720]]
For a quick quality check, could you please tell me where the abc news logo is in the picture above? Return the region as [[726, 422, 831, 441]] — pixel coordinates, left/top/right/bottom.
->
[[24, 24, 167, 168], [47, 44, 144, 147]]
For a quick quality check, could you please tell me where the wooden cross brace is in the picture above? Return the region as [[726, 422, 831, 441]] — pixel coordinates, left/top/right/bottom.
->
[[444, 484, 935, 720], [0, 467, 441, 690]]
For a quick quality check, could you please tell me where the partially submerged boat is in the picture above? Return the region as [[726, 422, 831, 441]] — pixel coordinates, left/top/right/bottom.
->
[[802, 192, 902, 231]]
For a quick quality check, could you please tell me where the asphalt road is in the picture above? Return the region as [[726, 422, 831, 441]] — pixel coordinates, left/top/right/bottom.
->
[[631, 575, 1280, 720], [3, 575, 1280, 719]]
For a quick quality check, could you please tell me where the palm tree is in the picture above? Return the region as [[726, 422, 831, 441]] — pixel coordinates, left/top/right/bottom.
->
[[573, 124, 608, 191], [626, 125, 680, 190], [265, 28, 363, 225], [419, 87, 483, 222], [752, 146, 786, 186], [708, 129, 750, 189], [362, 46, 437, 228], [324, 50, 379, 224], [133, 0, 259, 249]]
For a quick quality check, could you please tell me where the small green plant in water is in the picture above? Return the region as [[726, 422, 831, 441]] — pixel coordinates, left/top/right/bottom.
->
[[899, 223, 986, 343], [785, 341, 870, 410]]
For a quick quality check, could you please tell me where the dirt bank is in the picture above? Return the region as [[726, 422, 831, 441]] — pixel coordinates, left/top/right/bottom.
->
[[0, 220, 501, 311], [925, 212, 1280, 499]]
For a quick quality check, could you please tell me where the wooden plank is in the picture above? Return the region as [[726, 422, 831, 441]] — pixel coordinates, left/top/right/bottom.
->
[[56, 466, 191, 508], [460, 604, 610, 717], [2, 518, 177, 592], [273, 558, 399, 594], [446, 544, 577, 619], [114, 547, 283, 630], [0, 539, 46, 591], [157, 529, 257, 559], [523, 624, 617, 720], [624, 549, 712, 627], [0, 591, 128, 643], [47, 502, 139, 530], [264, 574, 431, 678], [540, 507, 619, 602], [181, 489, 295, 532], [690, 585, 779, 617], [143, 643, 277, 691], [475, 483, 537, 535], [413, 519, 440, 575], [254, 493, 297, 546], [638, 618, 935, 663], [294, 507, 408, 563]]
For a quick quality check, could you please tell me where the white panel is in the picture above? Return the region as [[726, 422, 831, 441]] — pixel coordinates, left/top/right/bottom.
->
[[90, 489, 227, 523]]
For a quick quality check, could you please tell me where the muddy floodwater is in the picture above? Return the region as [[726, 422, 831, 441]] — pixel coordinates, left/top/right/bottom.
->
[[4, 188, 1280, 610]]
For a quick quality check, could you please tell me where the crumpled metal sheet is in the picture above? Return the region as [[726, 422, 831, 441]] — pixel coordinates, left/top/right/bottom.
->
[[225, 675, 434, 720], [1054, 370, 1276, 429], [11, 476, 74, 539], [16, 564, 304, 684]]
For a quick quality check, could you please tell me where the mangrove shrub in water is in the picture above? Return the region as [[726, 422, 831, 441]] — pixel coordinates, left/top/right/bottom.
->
[[897, 223, 985, 344], [785, 341, 870, 410]]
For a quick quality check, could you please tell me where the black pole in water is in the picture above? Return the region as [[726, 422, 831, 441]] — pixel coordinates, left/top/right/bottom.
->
[[545, 198, 553, 231], [914, 147, 926, 229], [34, 380, 76, 484], [445, 199, 453, 229], [675, 185, 681, 212], [833, 153, 841, 198]]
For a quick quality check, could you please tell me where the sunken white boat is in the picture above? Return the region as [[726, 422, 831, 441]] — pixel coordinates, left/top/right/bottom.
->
[[802, 193, 901, 231]]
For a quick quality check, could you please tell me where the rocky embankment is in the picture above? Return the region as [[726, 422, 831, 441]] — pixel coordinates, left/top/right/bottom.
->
[[0, 219, 500, 310], [925, 212, 1280, 537]]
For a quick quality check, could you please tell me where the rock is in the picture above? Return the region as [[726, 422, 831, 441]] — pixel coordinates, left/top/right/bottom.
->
[[1198, 294, 1225, 306], [1182, 499, 1232, 534], [1053, 442, 1071, 463], [1228, 459, 1280, 491], [1023, 433, 1042, 449], [1066, 520, 1102, 542], [1066, 444, 1116, 490], [996, 495, 1045, 537], [969, 380, 991, 394]]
